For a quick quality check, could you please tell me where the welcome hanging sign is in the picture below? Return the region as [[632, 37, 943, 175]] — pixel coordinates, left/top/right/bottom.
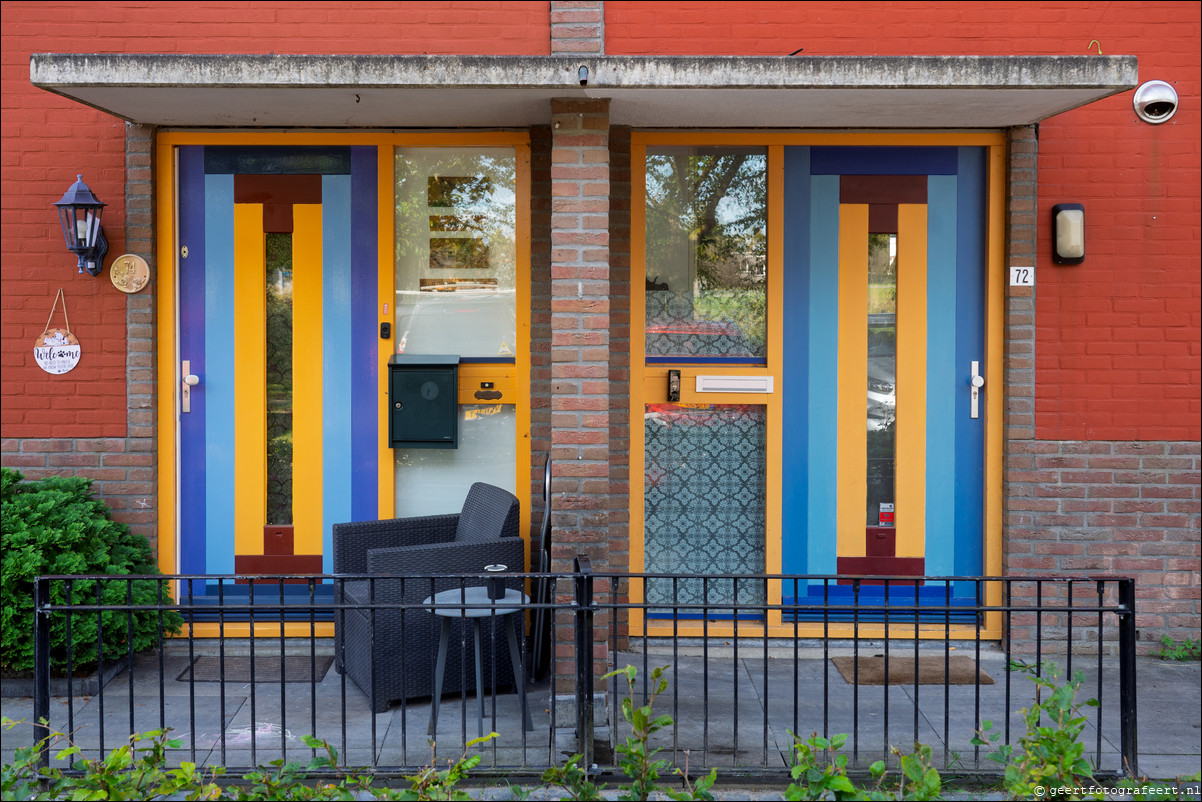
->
[[34, 289, 81, 374]]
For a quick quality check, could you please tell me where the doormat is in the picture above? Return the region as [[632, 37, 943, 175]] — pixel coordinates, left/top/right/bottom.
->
[[831, 655, 993, 686], [176, 656, 333, 684]]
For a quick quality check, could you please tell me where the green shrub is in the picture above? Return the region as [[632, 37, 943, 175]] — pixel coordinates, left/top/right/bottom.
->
[[974, 661, 1101, 800], [1, 467, 182, 674], [1151, 635, 1201, 661]]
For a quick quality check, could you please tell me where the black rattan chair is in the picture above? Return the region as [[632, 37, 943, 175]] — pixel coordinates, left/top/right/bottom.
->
[[333, 482, 524, 713]]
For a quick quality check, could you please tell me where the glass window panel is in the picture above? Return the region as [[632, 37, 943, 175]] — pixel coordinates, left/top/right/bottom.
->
[[644, 147, 767, 361], [866, 233, 897, 527], [644, 403, 767, 609], [395, 148, 517, 358], [394, 404, 516, 517], [265, 232, 293, 525]]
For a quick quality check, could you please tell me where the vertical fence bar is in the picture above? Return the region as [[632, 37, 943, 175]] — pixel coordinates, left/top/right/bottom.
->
[[278, 580, 287, 763], [126, 579, 136, 739], [157, 579, 167, 731], [1003, 579, 1012, 754], [33, 577, 51, 771], [309, 579, 318, 758], [1118, 577, 1139, 777], [574, 555, 595, 771], [852, 578, 860, 764], [95, 580, 106, 759], [217, 578, 227, 766], [248, 578, 257, 768], [65, 579, 76, 766], [1095, 580, 1104, 769]]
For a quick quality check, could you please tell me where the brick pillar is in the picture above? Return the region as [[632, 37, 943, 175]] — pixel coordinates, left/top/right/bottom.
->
[[550, 97, 611, 687], [122, 123, 159, 545], [1002, 126, 1040, 587], [550, 1, 604, 55]]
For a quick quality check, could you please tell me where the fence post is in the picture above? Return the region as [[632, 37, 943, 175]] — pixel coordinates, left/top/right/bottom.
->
[[33, 576, 51, 770], [1117, 577, 1139, 777], [574, 554, 595, 771]]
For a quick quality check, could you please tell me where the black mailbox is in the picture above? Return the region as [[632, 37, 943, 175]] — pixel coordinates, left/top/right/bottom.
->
[[388, 354, 458, 449]]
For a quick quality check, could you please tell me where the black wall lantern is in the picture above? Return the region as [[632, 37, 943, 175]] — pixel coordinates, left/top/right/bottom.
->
[[1051, 203, 1085, 265], [54, 175, 108, 276]]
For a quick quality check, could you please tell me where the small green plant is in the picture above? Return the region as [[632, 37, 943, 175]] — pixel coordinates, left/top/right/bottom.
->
[[540, 753, 606, 801], [229, 734, 375, 800], [1151, 635, 1201, 661], [1, 717, 225, 801], [391, 733, 497, 801], [973, 662, 1102, 800], [784, 732, 864, 801], [1, 467, 183, 674], [601, 664, 717, 801]]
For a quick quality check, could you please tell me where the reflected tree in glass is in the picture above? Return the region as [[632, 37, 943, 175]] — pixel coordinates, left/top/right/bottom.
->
[[644, 148, 767, 359]]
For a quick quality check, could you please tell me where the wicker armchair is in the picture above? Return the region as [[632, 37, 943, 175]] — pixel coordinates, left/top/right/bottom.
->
[[333, 482, 525, 713]]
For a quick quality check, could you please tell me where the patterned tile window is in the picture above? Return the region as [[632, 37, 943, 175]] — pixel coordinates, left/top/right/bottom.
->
[[644, 403, 767, 609]]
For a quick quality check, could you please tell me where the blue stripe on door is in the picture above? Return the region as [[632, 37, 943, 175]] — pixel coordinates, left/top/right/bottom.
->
[[924, 175, 958, 576], [178, 147, 207, 582], [807, 174, 842, 576], [321, 175, 352, 573], [203, 173, 237, 575], [811, 147, 958, 176], [349, 147, 378, 523], [954, 147, 987, 576], [782, 147, 810, 575]]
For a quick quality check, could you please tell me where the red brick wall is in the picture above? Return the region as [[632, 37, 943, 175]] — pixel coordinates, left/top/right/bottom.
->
[[1005, 441, 1201, 653], [607, 0, 1202, 442]]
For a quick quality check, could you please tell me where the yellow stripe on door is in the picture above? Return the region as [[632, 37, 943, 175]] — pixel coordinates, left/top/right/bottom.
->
[[234, 204, 267, 557], [836, 204, 869, 558], [895, 204, 928, 559]]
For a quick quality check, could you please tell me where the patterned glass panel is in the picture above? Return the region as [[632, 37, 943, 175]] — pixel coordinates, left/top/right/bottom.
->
[[644, 404, 767, 608], [645, 147, 767, 361]]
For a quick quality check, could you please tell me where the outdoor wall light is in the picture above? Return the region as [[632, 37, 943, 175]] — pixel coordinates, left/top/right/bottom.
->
[[1133, 80, 1178, 124], [1052, 203, 1085, 265], [54, 175, 108, 276]]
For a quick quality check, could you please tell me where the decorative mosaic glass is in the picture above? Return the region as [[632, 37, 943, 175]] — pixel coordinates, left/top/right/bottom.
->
[[644, 148, 767, 361], [643, 403, 767, 610]]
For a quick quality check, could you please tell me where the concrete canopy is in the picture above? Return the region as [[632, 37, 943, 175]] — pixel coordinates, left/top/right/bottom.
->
[[30, 54, 1137, 128]]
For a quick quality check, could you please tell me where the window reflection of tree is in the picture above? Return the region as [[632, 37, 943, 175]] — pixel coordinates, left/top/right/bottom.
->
[[644, 149, 767, 358]]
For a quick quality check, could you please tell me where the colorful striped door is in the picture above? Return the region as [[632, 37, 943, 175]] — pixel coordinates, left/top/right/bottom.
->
[[176, 146, 380, 594], [782, 147, 988, 603]]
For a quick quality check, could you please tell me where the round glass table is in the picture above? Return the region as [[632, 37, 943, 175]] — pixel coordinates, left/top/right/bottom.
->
[[423, 586, 533, 737]]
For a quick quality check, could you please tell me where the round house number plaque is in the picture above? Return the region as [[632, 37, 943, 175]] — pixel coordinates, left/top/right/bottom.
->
[[110, 253, 150, 293]]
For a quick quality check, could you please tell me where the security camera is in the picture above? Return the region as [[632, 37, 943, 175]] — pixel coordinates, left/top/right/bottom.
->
[[1133, 80, 1178, 124]]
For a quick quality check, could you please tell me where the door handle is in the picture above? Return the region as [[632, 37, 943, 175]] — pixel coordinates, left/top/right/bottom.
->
[[970, 361, 984, 419], [181, 360, 200, 414]]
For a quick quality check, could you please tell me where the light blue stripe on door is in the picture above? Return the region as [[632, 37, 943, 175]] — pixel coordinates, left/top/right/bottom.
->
[[925, 175, 958, 576], [203, 174, 236, 575], [322, 175, 353, 573], [807, 174, 841, 576]]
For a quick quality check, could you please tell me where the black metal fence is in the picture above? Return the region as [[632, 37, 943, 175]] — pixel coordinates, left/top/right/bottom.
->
[[25, 565, 1137, 782]]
